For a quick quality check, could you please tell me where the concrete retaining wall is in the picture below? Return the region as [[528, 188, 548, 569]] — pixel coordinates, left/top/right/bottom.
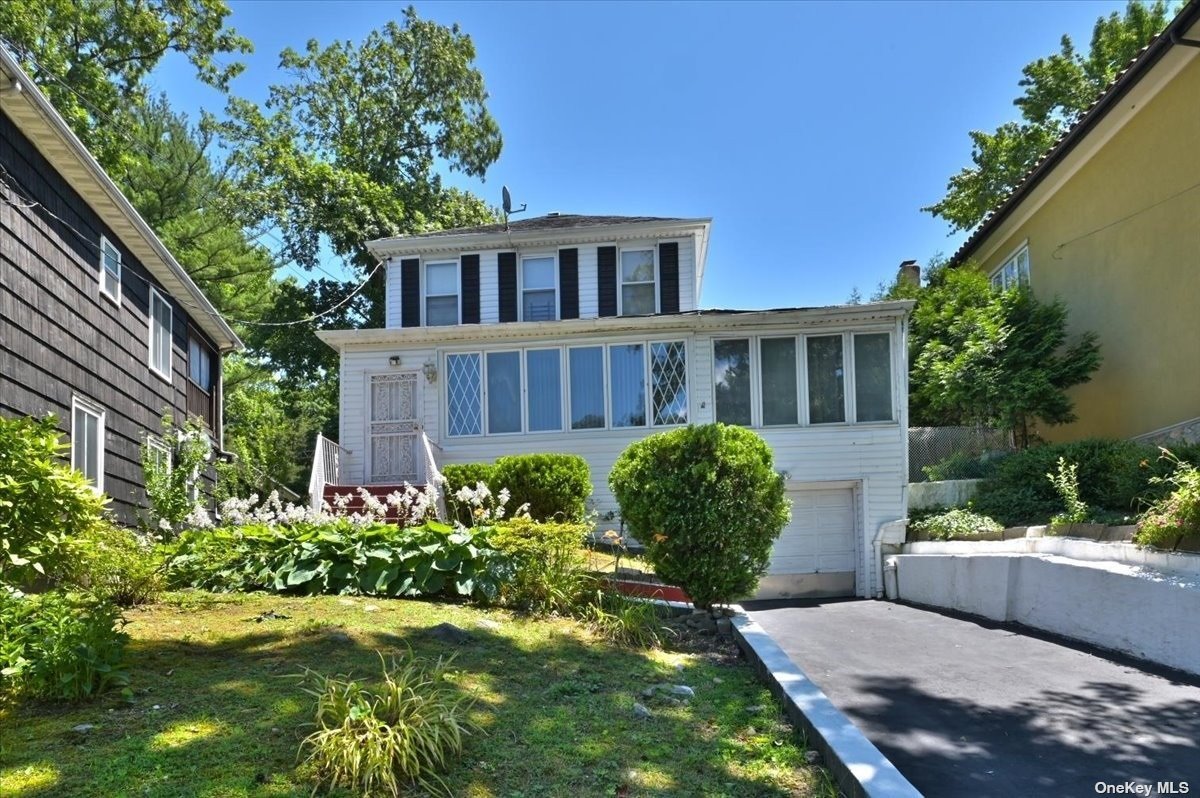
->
[[891, 551, 1200, 676], [907, 479, 980, 510]]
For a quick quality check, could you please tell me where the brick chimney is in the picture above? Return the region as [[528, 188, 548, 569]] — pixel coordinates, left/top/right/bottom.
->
[[898, 259, 920, 287]]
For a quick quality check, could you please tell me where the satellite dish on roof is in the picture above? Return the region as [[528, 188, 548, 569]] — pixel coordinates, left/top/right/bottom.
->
[[501, 185, 526, 228]]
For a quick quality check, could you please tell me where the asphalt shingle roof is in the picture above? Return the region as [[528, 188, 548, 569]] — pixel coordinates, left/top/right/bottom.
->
[[407, 214, 690, 239]]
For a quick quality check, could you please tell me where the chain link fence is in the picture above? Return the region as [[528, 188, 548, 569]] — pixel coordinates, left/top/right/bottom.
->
[[908, 426, 1015, 482]]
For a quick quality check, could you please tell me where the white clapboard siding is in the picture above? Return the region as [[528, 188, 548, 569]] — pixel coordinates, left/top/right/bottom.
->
[[335, 314, 907, 597], [384, 260, 403, 328]]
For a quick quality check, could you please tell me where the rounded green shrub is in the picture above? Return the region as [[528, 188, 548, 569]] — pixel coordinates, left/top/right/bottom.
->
[[909, 508, 1003, 541], [609, 424, 790, 609], [491, 454, 592, 522]]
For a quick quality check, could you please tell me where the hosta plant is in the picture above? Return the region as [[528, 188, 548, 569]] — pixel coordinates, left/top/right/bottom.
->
[[295, 652, 476, 797]]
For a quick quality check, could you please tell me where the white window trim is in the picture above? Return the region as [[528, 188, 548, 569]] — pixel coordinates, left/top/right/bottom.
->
[[71, 395, 105, 493], [148, 286, 173, 382], [98, 235, 122, 305], [423, 259, 460, 327], [445, 351, 484, 438], [648, 339, 690, 427], [524, 347, 565, 434], [145, 434, 172, 473], [989, 241, 1031, 290], [617, 245, 658, 317], [519, 252, 559, 322], [711, 331, 896, 430]]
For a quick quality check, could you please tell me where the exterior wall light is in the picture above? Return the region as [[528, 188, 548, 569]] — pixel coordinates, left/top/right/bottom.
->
[[423, 359, 438, 384], [388, 355, 401, 368]]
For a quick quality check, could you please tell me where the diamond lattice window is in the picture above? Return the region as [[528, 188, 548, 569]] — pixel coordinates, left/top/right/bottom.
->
[[446, 353, 482, 436], [650, 341, 687, 426]]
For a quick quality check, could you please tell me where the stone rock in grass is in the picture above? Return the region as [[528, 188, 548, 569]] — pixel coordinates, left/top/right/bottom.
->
[[632, 702, 652, 719], [671, 685, 695, 698], [71, 724, 95, 733], [427, 622, 472, 645], [746, 705, 766, 713], [804, 749, 823, 766], [327, 631, 352, 644], [476, 618, 501, 632], [363, 604, 380, 613]]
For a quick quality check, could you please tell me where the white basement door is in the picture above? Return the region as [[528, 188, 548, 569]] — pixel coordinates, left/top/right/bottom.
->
[[758, 485, 857, 599]]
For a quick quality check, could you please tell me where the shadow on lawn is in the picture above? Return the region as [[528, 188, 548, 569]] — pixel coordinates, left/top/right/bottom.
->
[[2, 597, 818, 798], [843, 675, 1200, 798]]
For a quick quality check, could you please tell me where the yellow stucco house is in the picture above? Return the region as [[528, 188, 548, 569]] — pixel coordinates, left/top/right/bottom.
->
[[951, 1, 1200, 446]]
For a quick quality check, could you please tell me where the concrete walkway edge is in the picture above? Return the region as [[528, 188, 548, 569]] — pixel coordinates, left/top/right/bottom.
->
[[731, 613, 923, 798]]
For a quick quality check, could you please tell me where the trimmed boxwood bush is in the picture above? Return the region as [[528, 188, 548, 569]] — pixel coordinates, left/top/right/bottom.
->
[[443, 455, 591, 523], [491, 454, 591, 522], [972, 438, 1198, 527], [609, 424, 790, 609]]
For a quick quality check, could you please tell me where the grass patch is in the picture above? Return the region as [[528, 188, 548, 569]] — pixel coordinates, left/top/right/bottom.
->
[[0, 592, 833, 797]]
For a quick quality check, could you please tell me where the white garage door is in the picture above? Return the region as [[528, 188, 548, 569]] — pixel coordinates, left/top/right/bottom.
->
[[757, 485, 857, 599]]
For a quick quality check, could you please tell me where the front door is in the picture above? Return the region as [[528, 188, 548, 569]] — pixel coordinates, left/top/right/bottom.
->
[[368, 372, 421, 484]]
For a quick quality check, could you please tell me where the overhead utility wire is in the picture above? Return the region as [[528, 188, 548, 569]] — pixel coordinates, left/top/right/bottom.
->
[[1052, 178, 1200, 259]]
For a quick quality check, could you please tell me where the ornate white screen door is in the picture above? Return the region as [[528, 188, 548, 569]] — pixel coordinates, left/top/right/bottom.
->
[[368, 372, 421, 484]]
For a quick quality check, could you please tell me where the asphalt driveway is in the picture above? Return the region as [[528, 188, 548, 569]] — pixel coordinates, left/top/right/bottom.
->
[[742, 599, 1200, 798]]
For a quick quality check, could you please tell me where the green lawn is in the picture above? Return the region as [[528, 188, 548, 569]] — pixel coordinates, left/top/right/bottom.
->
[[0, 592, 832, 797]]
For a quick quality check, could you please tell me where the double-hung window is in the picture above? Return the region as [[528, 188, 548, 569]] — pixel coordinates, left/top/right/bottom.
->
[[619, 249, 656, 316], [990, 246, 1030, 290], [521, 256, 557, 321], [99, 236, 121, 303], [72, 396, 104, 491], [188, 336, 213, 391], [149, 287, 172, 380], [145, 435, 171, 474], [425, 261, 459, 326]]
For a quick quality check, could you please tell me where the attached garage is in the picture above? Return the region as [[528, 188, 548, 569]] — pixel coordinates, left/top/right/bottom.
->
[[755, 482, 860, 599]]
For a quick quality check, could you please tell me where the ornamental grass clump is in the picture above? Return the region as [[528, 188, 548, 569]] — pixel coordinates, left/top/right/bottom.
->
[[295, 652, 476, 798]]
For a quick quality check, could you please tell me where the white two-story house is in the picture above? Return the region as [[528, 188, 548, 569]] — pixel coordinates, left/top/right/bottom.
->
[[315, 214, 912, 598]]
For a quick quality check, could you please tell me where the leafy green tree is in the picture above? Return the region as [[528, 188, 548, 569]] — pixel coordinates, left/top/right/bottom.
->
[[925, 1, 1174, 231], [216, 357, 323, 500], [219, 7, 500, 281], [897, 266, 1101, 446], [0, 0, 251, 173], [122, 97, 278, 322]]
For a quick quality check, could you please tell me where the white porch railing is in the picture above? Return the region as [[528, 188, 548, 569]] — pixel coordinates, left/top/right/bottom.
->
[[421, 431, 448, 522], [308, 434, 351, 511]]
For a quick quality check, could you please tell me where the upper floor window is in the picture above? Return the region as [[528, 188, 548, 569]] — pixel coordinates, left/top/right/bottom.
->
[[149, 287, 172, 380], [425, 261, 459, 326], [99, 236, 121, 303], [521, 255, 557, 321], [619, 248, 656, 316], [72, 396, 105, 491], [188, 335, 213, 391], [991, 246, 1030, 290]]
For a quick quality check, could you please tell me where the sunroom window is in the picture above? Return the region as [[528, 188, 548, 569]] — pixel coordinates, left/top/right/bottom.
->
[[569, 346, 605, 430], [526, 349, 562, 432], [761, 337, 799, 426], [425, 261, 459, 326], [713, 339, 752, 426], [609, 343, 646, 427], [854, 333, 893, 422], [522, 256, 557, 321], [619, 249, 656, 316], [650, 341, 687, 426], [486, 351, 522, 434], [446, 353, 482, 436], [807, 335, 845, 424]]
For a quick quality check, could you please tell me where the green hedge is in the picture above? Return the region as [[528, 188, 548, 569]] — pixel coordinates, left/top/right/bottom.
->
[[973, 438, 1200, 527], [442, 454, 591, 523]]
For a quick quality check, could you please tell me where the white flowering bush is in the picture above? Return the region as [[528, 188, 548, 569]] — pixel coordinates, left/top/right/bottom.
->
[[212, 483, 440, 530], [141, 415, 212, 538]]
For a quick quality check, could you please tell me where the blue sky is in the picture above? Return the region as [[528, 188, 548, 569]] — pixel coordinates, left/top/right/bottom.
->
[[153, 0, 1127, 308]]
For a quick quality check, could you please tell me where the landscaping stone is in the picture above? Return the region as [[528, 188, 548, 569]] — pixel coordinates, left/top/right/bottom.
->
[[671, 685, 695, 698], [476, 619, 501, 631], [715, 618, 732, 636], [427, 622, 471, 645], [71, 724, 95, 733], [632, 702, 652, 719], [327, 631, 352, 644], [804, 750, 823, 766], [362, 604, 380, 613]]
